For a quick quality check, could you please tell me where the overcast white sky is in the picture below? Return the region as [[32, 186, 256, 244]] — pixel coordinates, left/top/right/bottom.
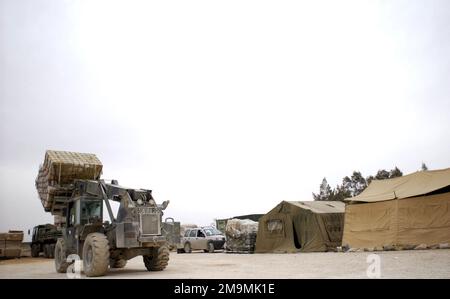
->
[[1, 0, 450, 233]]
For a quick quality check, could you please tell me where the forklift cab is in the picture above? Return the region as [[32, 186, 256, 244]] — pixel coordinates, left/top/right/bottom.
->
[[64, 197, 104, 253], [67, 197, 103, 227]]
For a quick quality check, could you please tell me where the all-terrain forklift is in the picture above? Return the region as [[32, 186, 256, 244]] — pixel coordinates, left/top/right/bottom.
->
[[54, 179, 171, 277]]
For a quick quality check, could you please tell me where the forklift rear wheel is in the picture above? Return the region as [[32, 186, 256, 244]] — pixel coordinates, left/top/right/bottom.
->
[[55, 239, 69, 273], [143, 245, 170, 271]]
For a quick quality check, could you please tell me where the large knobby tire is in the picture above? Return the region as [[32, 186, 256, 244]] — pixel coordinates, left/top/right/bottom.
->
[[31, 244, 40, 257], [110, 258, 127, 268], [55, 238, 69, 273], [143, 246, 170, 271], [184, 242, 192, 253], [83, 233, 110, 277]]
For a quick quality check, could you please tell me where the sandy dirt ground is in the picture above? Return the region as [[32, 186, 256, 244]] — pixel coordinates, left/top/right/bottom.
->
[[1, 249, 449, 279]]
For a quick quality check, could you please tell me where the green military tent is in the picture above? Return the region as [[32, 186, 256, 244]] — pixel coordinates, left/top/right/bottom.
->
[[255, 201, 345, 253]]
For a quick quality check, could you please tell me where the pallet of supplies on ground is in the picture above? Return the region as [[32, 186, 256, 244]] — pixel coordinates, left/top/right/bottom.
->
[[225, 218, 258, 253], [0, 230, 24, 258]]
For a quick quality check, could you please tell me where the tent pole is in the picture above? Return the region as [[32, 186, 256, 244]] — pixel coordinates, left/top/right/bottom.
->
[[394, 191, 399, 247], [58, 163, 61, 185]]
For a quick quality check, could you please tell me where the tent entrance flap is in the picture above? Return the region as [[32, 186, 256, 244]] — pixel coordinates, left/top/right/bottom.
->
[[292, 222, 301, 249]]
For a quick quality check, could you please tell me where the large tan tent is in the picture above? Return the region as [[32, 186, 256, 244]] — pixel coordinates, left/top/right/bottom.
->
[[343, 168, 450, 249], [255, 201, 345, 253]]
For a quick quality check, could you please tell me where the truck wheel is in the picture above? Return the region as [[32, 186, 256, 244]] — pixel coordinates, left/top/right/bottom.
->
[[143, 245, 170, 271], [43, 244, 50, 258], [207, 242, 215, 253], [49, 244, 56, 258], [31, 244, 40, 257], [110, 258, 127, 268], [184, 242, 192, 253], [55, 239, 69, 273], [83, 233, 110, 277]]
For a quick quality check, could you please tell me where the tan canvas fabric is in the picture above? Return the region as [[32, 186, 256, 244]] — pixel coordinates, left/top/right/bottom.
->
[[346, 168, 450, 203], [343, 192, 450, 248], [342, 200, 397, 248], [289, 201, 345, 213], [397, 192, 450, 246], [257, 211, 297, 253], [255, 201, 345, 253]]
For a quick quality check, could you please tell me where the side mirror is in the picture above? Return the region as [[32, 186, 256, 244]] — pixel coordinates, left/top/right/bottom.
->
[[28, 229, 30, 235], [159, 200, 170, 210]]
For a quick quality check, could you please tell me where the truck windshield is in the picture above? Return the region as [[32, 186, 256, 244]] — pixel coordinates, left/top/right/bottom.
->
[[204, 228, 222, 236], [81, 201, 102, 224]]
